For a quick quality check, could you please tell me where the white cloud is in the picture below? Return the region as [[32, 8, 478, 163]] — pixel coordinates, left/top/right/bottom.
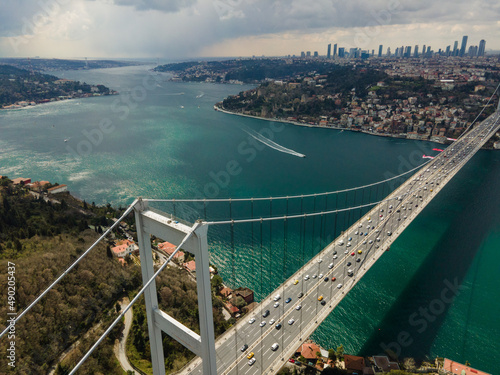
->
[[0, 0, 498, 58]]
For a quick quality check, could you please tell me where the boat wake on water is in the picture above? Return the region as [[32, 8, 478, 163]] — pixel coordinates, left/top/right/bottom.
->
[[244, 128, 306, 158]]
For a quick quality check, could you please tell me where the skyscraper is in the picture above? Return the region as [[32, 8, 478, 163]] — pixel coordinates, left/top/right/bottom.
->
[[333, 43, 338, 57], [478, 39, 486, 57], [338, 48, 345, 58], [445, 45, 451, 56], [313, 51, 319, 58], [414, 45, 419, 58], [378, 44, 383, 57], [459, 35, 468, 57], [301, 51, 305, 58], [386, 47, 391, 57], [453, 41, 458, 56], [306, 51, 311, 57], [422, 45, 426, 57], [327, 44, 331, 59]]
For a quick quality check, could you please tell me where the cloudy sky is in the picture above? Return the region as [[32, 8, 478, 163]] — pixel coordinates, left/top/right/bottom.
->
[[0, 0, 499, 59]]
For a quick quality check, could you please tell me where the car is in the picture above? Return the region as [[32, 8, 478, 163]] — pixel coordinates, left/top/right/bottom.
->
[[331, 277, 336, 281], [241, 344, 248, 352], [298, 292, 304, 298], [324, 277, 329, 282], [346, 242, 351, 247], [347, 262, 352, 266], [333, 254, 338, 259], [337, 283, 343, 289], [387, 231, 392, 236], [275, 322, 282, 330], [348, 237, 352, 241], [318, 295, 323, 301], [296, 305, 302, 310], [312, 274, 317, 279], [344, 249, 349, 254], [317, 258, 323, 263], [356, 258, 361, 262], [293, 279, 299, 285], [271, 343, 279, 351], [289, 358, 295, 363], [320, 300, 326, 306], [273, 294, 281, 301], [319, 273, 323, 278], [304, 275, 310, 280], [248, 318, 256, 324], [338, 240, 344, 246], [354, 231, 359, 235], [351, 252, 355, 256], [269, 318, 275, 325], [260, 321, 266, 327], [247, 352, 254, 359], [248, 358, 256, 366], [333, 250, 337, 255], [362, 240, 367, 244], [358, 250, 362, 254], [263, 310, 270, 318], [274, 302, 279, 308], [328, 263, 334, 269], [285, 297, 292, 303], [376, 237, 381, 242], [288, 319, 295, 325], [347, 269, 353, 276]]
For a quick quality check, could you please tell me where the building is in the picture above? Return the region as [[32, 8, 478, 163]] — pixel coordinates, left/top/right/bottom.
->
[[338, 47, 345, 58], [47, 184, 68, 194], [344, 355, 365, 373], [183, 260, 196, 274], [313, 51, 319, 57], [29, 181, 50, 191], [378, 44, 383, 57], [414, 45, 419, 58], [12, 177, 31, 185], [158, 241, 185, 261], [333, 43, 337, 57], [373, 356, 400, 372], [111, 239, 139, 258], [443, 358, 491, 375], [327, 43, 331, 59], [300, 51, 305, 58], [295, 342, 322, 362], [453, 40, 459, 56], [234, 287, 254, 304], [459, 35, 468, 57], [478, 39, 486, 57]]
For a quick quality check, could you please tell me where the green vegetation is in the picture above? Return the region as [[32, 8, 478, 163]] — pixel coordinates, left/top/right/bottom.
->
[[0, 64, 116, 108]]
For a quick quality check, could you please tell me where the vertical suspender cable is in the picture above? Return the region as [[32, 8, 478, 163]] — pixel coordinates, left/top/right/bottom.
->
[[311, 194, 317, 257], [269, 198, 272, 295], [251, 198, 254, 278]]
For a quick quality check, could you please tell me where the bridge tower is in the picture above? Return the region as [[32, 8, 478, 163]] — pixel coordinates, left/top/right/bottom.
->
[[134, 199, 217, 375]]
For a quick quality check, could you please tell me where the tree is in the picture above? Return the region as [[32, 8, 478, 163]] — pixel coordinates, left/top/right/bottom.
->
[[328, 349, 336, 361], [335, 345, 344, 361], [211, 274, 223, 294], [231, 296, 246, 309]]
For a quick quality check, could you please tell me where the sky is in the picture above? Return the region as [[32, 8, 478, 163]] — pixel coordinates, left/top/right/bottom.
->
[[0, 0, 499, 59]]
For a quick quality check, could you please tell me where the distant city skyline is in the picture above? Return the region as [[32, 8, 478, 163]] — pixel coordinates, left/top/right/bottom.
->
[[0, 0, 499, 59]]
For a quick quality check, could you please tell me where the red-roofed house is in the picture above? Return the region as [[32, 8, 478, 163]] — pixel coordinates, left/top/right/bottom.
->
[[29, 181, 50, 192], [344, 355, 365, 372], [373, 356, 400, 372], [158, 241, 185, 262], [295, 342, 322, 362], [183, 260, 196, 274], [220, 287, 233, 298], [12, 177, 31, 185], [443, 358, 491, 375], [225, 302, 239, 316], [111, 240, 139, 258]]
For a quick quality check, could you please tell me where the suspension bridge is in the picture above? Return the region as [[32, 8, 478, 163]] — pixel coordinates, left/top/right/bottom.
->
[[1, 97, 499, 375]]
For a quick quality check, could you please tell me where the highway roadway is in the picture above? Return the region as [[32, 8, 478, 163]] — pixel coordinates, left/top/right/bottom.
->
[[181, 111, 500, 375]]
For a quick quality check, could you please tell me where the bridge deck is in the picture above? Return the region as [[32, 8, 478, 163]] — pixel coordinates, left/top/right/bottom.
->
[[180, 112, 500, 375]]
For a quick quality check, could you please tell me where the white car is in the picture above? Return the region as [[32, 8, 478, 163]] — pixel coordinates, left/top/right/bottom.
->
[[248, 318, 256, 324], [312, 274, 317, 279], [317, 258, 323, 263], [271, 343, 279, 351], [248, 358, 256, 366], [304, 275, 310, 280], [273, 294, 281, 301], [328, 263, 334, 269], [319, 273, 323, 278], [269, 318, 275, 325], [260, 321, 266, 327], [273, 302, 279, 308], [288, 319, 295, 325], [296, 305, 302, 310], [333, 255, 338, 259], [337, 283, 343, 289]]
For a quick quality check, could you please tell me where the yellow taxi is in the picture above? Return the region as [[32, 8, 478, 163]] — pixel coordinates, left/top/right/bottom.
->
[[247, 352, 254, 359], [293, 279, 299, 285], [318, 295, 323, 301]]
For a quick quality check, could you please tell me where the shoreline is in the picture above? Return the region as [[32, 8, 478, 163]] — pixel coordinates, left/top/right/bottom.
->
[[214, 104, 498, 149]]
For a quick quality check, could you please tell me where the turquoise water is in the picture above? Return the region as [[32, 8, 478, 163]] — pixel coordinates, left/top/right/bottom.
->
[[0, 66, 499, 373]]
